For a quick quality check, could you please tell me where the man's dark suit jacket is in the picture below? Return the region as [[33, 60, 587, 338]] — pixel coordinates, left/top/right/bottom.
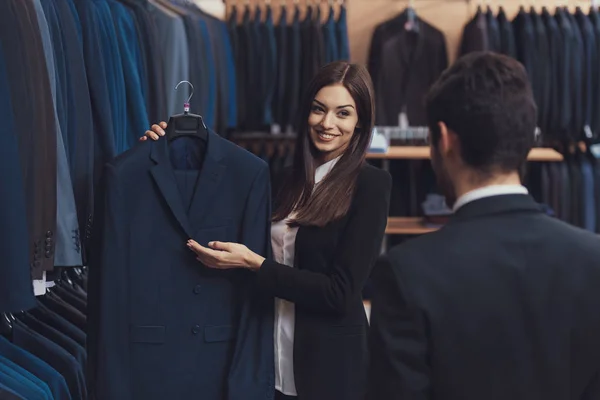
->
[[259, 163, 391, 400], [88, 131, 274, 400], [368, 194, 600, 400]]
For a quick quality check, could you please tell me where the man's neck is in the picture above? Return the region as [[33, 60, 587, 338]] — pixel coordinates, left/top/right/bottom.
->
[[453, 171, 522, 200]]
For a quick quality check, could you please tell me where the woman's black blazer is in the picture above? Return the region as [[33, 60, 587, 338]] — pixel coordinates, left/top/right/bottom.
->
[[257, 162, 392, 400]]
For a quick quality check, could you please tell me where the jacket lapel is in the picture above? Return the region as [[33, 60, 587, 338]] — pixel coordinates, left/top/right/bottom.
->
[[188, 130, 226, 230], [150, 139, 193, 237], [150, 131, 227, 237]]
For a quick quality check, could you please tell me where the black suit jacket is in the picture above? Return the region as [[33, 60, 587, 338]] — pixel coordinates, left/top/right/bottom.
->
[[258, 163, 391, 400], [373, 12, 448, 126], [368, 194, 600, 400]]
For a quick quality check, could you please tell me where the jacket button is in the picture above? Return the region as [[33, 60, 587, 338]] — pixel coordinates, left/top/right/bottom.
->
[[46, 230, 53, 237], [191, 325, 200, 335], [45, 251, 52, 258], [193, 285, 201, 294]]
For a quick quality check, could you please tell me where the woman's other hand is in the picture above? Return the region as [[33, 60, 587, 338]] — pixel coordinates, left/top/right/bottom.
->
[[139, 121, 167, 141], [186, 240, 265, 271]]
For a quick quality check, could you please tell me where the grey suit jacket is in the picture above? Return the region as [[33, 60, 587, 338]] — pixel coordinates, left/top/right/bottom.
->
[[32, 0, 82, 267]]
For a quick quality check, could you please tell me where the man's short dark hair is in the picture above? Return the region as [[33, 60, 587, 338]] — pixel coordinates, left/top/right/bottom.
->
[[426, 52, 537, 174]]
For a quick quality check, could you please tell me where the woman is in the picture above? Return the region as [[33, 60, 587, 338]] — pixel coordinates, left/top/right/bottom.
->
[[141, 61, 391, 400]]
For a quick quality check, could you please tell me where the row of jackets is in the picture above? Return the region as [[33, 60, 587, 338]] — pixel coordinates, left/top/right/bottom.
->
[[526, 153, 600, 233], [460, 6, 600, 144], [0, 269, 88, 400], [367, 8, 449, 127], [0, 0, 237, 314], [228, 4, 350, 133]]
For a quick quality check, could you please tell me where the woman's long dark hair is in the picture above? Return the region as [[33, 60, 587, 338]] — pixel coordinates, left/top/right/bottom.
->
[[272, 61, 375, 227]]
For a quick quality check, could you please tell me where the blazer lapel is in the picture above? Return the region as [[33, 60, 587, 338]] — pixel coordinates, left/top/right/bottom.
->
[[150, 139, 193, 237], [188, 130, 226, 230]]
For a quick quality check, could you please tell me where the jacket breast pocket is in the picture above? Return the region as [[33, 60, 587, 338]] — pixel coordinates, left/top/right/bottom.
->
[[204, 325, 237, 343]]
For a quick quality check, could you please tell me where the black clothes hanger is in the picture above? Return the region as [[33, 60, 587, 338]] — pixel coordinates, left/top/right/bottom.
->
[[165, 81, 208, 143]]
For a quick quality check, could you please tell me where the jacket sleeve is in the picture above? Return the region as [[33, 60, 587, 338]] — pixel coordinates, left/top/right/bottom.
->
[[367, 254, 431, 400], [228, 164, 275, 400], [256, 168, 392, 316], [87, 163, 132, 399]]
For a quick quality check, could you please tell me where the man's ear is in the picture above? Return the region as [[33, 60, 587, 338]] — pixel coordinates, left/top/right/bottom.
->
[[438, 122, 460, 156]]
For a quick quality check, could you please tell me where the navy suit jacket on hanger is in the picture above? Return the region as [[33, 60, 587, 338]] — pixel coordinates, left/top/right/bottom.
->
[[88, 130, 274, 400]]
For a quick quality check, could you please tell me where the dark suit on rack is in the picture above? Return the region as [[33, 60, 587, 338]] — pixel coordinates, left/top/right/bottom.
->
[[368, 194, 600, 400], [531, 9, 551, 135], [52, 0, 96, 259], [259, 164, 391, 400], [284, 6, 301, 130], [273, 6, 288, 128], [33, 0, 82, 268], [374, 11, 448, 126], [497, 7, 516, 58], [575, 8, 595, 138], [555, 9, 574, 141], [485, 6, 501, 52], [0, 38, 35, 312], [567, 10, 584, 139], [88, 131, 274, 400], [459, 9, 488, 56], [589, 8, 600, 139], [0, 336, 71, 400], [542, 7, 562, 140], [0, 0, 58, 280], [336, 5, 350, 61]]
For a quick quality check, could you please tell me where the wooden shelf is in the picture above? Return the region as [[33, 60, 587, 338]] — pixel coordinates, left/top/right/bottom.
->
[[367, 146, 563, 162], [385, 217, 440, 235]]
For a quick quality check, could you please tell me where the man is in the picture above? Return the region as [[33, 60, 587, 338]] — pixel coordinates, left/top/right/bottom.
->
[[367, 52, 600, 400]]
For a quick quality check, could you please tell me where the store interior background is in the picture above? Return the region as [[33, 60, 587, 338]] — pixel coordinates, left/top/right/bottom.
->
[[219, 0, 595, 64]]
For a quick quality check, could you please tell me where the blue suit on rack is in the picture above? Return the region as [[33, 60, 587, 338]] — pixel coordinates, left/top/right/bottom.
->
[[88, 130, 274, 400], [0, 42, 35, 313]]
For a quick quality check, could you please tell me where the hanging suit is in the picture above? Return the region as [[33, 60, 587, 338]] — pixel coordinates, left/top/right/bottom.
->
[[323, 5, 338, 63], [284, 6, 301, 130], [531, 9, 552, 136], [273, 6, 288, 128], [0, 41, 35, 313], [458, 7, 488, 56], [336, 4, 350, 61], [32, 0, 82, 267], [374, 11, 448, 126], [54, 0, 99, 259], [107, 0, 150, 150], [88, 131, 274, 400], [0, 0, 58, 280]]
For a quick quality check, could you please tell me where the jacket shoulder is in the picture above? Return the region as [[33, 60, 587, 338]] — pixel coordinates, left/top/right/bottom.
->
[[357, 163, 392, 192]]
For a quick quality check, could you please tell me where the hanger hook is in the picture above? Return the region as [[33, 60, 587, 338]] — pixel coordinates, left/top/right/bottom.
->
[[175, 81, 194, 107]]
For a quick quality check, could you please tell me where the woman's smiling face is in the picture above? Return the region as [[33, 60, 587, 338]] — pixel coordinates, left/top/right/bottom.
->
[[308, 83, 360, 163]]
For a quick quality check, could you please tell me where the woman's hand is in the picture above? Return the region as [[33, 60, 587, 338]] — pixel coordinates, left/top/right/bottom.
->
[[139, 121, 167, 141], [187, 240, 265, 271]]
